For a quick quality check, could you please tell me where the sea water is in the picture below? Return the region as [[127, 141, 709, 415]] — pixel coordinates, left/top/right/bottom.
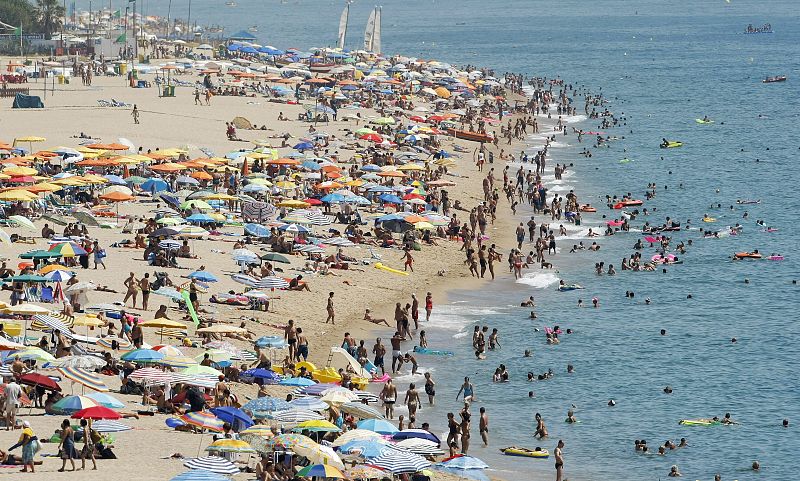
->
[[84, 0, 800, 478]]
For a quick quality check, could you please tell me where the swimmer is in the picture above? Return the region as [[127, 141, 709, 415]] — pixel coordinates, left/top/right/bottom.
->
[[678, 438, 687, 447], [783, 419, 789, 427], [668, 465, 681, 477], [663, 386, 673, 394], [520, 296, 535, 307], [608, 399, 616, 406], [528, 391, 535, 398], [752, 461, 760, 471], [567, 364, 575, 373], [660, 329, 667, 335], [565, 409, 577, 423]]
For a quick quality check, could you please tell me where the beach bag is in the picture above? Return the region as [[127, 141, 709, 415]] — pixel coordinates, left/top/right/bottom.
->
[[97, 249, 107, 258], [30, 438, 42, 454]]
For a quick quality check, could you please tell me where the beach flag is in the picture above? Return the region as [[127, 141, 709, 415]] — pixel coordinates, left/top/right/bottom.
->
[[115, 33, 126, 43], [113, 9, 122, 17]]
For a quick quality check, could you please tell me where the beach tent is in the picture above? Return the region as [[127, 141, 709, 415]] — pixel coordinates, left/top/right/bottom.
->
[[12, 94, 44, 109], [328, 347, 371, 378], [232, 116, 253, 130]]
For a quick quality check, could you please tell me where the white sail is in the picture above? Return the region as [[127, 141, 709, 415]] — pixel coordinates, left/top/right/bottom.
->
[[373, 6, 381, 54], [364, 7, 376, 51], [337, 3, 349, 49]]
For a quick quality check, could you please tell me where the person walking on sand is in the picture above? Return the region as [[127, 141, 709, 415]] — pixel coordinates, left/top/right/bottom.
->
[[555, 440, 564, 481], [79, 419, 97, 470], [194, 88, 201, 105], [58, 419, 77, 471], [425, 292, 433, 321], [131, 104, 140, 124], [284, 319, 297, 360], [92, 241, 106, 270], [325, 292, 335, 324], [123, 272, 138, 308], [138, 273, 151, 311], [402, 247, 414, 272]]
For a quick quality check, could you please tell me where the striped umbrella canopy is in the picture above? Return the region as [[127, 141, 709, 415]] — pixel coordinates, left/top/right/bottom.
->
[[395, 438, 445, 456], [288, 397, 329, 412], [96, 337, 134, 352], [181, 411, 225, 432], [53, 395, 99, 413], [292, 419, 340, 433], [392, 428, 441, 445], [331, 429, 383, 447], [129, 367, 174, 383], [253, 276, 289, 289], [85, 420, 132, 433], [239, 433, 270, 454], [43, 270, 74, 282], [438, 455, 489, 470], [57, 367, 109, 392], [205, 439, 256, 454], [153, 345, 184, 356], [320, 387, 359, 405], [339, 439, 395, 460], [293, 244, 324, 254], [48, 241, 88, 257], [240, 426, 275, 438], [31, 313, 74, 331], [340, 402, 386, 420], [46, 355, 105, 370], [297, 464, 345, 479], [241, 397, 291, 416], [294, 383, 339, 397], [269, 409, 324, 423], [182, 456, 239, 475], [9, 348, 56, 363], [370, 449, 431, 474], [322, 237, 355, 247], [159, 355, 198, 369], [170, 470, 231, 481], [85, 392, 125, 409]]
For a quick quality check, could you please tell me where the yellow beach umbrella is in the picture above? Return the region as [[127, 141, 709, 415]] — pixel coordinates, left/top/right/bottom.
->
[[3, 166, 38, 176], [397, 163, 425, 171], [201, 193, 238, 201], [140, 319, 188, 329], [0, 190, 38, 201], [72, 316, 105, 328], [275, 199, 309, 208]]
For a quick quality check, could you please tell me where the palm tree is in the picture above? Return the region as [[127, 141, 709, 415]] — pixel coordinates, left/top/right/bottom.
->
[[35, 0, 65, 40]]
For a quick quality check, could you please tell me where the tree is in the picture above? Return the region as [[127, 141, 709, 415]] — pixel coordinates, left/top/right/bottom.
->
[[34, 0, 64, 40], [0, 0, 39, 33]]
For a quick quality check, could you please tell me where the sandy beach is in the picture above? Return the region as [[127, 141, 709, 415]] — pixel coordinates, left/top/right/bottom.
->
[[0, 41, 561, 480]]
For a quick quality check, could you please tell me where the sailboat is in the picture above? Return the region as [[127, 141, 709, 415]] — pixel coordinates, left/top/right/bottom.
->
[[363, 6, 381, 53], [337, 2, 349, 50]]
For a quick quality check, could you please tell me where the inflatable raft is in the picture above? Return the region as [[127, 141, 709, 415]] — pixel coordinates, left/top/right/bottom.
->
[[660, 141, 683, 148], [500, 447, 550, 459]]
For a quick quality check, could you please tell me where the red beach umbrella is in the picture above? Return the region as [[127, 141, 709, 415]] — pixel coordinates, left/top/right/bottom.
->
[[71, 406, 121, 420]]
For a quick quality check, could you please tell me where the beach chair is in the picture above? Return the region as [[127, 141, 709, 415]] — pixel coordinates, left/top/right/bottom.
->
[[97, 99, 111, 107], [40, 286, 54, 303]]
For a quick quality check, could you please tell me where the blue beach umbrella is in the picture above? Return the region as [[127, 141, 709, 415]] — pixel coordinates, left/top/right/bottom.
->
[[210, 406, 255, 431], [244, 223, 271, 237], [255, 336, 286, 348], [360, 164, 382, 172], [171, 469, 231, 481], [187, 214, 216, 224], [278, 377, 316, 387], [103, 174, 126, 185], [188, 271, 218, 282], [241, 368, 281, 384], [357, 418, 399, 435], [301, 160, 321, 170], [293, 142, 314, 151], [320, 193, 346, 204], [379, 194, 403, 204], [85, 392, 126, 409], [288, 397, 329, 411], [241, 397, 291, 414], [121, 349, 165, 363], [141, 178, 170, 193], [340, 439, 394, 459]]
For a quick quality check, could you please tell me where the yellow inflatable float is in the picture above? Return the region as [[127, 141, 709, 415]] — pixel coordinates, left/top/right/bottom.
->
[[374, 262, 409, 276]]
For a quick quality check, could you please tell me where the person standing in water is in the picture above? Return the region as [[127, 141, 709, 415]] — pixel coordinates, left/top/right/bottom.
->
[[555, 440, 564, 481], [424, 372, 436, 405], [456, 377, 475, 403], [479, 407, 489, 446]]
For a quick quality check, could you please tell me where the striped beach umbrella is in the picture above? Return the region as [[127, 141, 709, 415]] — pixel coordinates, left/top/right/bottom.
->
[[182, 456, 239, 475], [269, 409, 325, 423], [181, 411, 225, 432], [46, 355, 106, 370], [205, 439, 256, 454], [43, 270, 74, 282], [323, 237, 355, 246], [266, 433, 317, 450], [293, 244, 324, 254], [85, 420, 132, 433], [395, 438, 445, 456], [392, 428, 441, 445], [371, 449, 431, 474], [58, 367, 109, 392], [297, 464, 345, 479], [241, 397, 291, 415], [340, 401, 385, 420], [159, 355, 198, 369], [209, 407, 254, 430], [128, 367, 174, 383], [31, 313, 74, 331], [253, 276, 289, 289], [294, 383, 339, 397], [331, 429, 383, 447], [53, 395, 99, 413], [288, 397, 329, 412], [357, 419, 399, 435], [170, 470, 231, 481]]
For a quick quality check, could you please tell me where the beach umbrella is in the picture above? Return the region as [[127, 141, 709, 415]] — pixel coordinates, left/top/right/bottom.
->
[[181, 364, 224, 377], [181, 199, 213, 210], [8, 215, 36, 230], [53, 395, 99, 413], [48, 242, 87, 257], [270, 409, 325, 423], [182, 456, 239, 475], [292, 419, 340, 433], [244, 223, 271, 238], [371, 449, 431, 474], [241, 368, 280, 384], [8, 347, 56, 362], [121, 349, 165, 363], [392, 428, 441, 444], [43, 270, 73, 282], [357, 418, 398, 435], [339, 438, 395, 459], [253, 276, 289, 289], [157, 217, 185, 226], [170, 470, 230, 481], [240, 426, 276, 439], [331, 429, 383, 447], [0, 338, 26, 351], [18, 373, 61, 391], [85, 392, 125, 409], [159, 355, 198, 369], [278, 223, 310, 234], [18, 250, 60, 260], [206, 439, 256, 454], [340, 401, 385, 420], [379, 193, 404, 204], [72, 406, 121, 420], [141, 178, 170, 192], [188, 271, 218, 282], [241, 397, 292, 415], [395, 438, 445, 456], [288, 397, 329, 411], [64, 281, 96, 296], [5, 274, 49, 283], [297, 464, 345, 479], [187, 213, 216, 224], [153, 228, 181, 238], [296, 382, 339, 396], [210, 407, 255, 430], [181, 411, 225, 432], [57, 367, 109, 392], [320, 388, 359, 405], [266, 433, 316, 450], [278, 376, 316, 387], [439, 455, 489, 470], [178, 226, 209, 237]]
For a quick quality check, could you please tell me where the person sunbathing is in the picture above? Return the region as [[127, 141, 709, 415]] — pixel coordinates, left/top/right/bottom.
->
[[364, 309, 390, 326]]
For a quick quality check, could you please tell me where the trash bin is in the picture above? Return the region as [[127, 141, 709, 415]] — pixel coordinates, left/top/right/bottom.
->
[[114, 65, 120, 75], [57, 75, 64, 85], [168, 85, 175, 96], [119, 63, 127, 75]]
